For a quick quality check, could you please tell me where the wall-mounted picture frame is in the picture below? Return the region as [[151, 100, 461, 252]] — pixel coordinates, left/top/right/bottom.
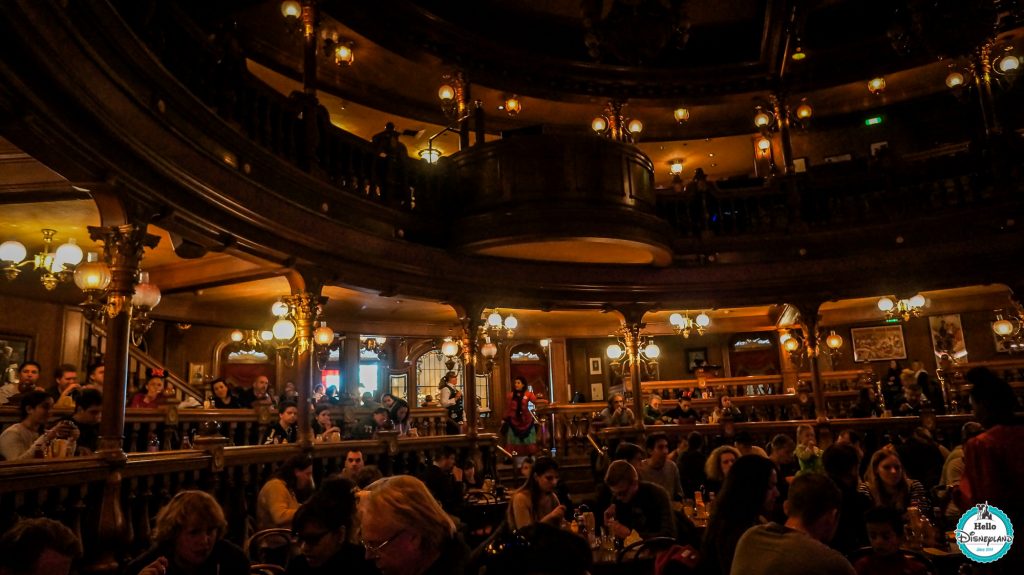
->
[[187, 362, 207, 387], [588, 357, 602, 375], [929, 314, 968, 362], [851, 325, 907, 362], [792, 157, 808, 173], [590, 383, 604, 402], [0, 333, 33, 379], [870, 141, 890, 157], [686, 348, 708, 373]]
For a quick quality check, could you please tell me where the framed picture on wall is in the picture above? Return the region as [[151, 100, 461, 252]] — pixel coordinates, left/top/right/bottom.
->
[[0, 333, 32, 378], [590, 383, 604, 402], [928, 314, 968, 361], [588, 357, 602, 375], [187, 362, 206, 387], [686, 348, 708, 373], [851, 325, 907, 362]]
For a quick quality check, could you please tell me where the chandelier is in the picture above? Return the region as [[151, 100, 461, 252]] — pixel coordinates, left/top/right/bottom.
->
[[606, 327, 660, 375], [361, 336, 388, 361], [73, 250, 161, 340], [0, 229, 84, 290], [992, 307, 1024, 353], [229, 329, 270, 354], [591, 100, 643, 143], [260, 298, 339, 368], [669, 311, 710, 338], [877, 294, 926, 322], [781, 329, 844, 367]]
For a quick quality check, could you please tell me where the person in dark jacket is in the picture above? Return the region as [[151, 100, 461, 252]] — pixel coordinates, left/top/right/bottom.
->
[[286, 477, 378, 575]]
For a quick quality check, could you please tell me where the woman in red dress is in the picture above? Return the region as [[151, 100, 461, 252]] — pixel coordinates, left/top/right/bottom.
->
[[503, 376, 538, 456], [130, 369, 166, 408]]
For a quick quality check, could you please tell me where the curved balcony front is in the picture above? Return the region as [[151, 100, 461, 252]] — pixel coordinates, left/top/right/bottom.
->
[[449, 135, 672, 266]]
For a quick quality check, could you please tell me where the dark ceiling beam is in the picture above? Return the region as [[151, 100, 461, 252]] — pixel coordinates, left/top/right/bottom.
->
[[0, 187, 93, 204]]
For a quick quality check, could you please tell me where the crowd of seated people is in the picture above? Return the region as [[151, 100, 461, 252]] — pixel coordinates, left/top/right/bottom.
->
[[0, 366, 1020, 574]]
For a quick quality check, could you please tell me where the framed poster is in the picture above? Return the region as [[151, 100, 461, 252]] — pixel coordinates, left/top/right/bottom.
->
[[588, 357, 602, 375], [851, 325, 907, 362], [590, 383, 604, 402], [929, 314, 968, 361], [187, 362, 207, 387], [686, 348, 708, 373], [0, 334, 32, 378]]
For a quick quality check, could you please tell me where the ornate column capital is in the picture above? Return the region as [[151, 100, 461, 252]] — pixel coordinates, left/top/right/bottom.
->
[[87, 224, 160, 317]]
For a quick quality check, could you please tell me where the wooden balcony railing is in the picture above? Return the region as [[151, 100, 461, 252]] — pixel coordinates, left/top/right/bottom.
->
[[0, 405, 453, 453], [0, 432, 500, 571]]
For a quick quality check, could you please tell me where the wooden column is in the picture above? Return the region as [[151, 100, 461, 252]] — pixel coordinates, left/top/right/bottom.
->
[[87, 223, 159, 574], [343, 334, 361, 399], [792, 300, 827, 419], [456, 303, 485, 439], [773, 93, 796, 174], [617, 305, 649, 430], [285, 290, 319, 447]]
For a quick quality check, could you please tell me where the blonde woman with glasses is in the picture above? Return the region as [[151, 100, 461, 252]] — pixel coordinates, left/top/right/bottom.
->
[[359, 475, 469, 575]]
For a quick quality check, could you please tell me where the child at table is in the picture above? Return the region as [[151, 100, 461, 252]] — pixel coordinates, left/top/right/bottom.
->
[[854, 506, 930, 575], [794, 423, 824, 476]]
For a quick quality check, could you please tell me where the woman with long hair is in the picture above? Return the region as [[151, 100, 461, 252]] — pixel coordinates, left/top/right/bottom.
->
[[700, 455, 780, 575], [702, 445, 741, 495], [124, 490, 248, 575], [380, 393, 411, 435], [502, 376, 538, 456], [507, 456, 566, 530], [257, 453, 314, 530], [859, 448, 929, 513]]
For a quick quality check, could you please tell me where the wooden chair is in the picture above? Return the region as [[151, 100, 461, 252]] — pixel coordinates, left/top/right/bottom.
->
[[244, 528, 295, 569]]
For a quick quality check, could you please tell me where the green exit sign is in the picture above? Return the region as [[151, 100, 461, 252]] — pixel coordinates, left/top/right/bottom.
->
[[884, 317, 900, 324], [865, 116, 884, 126]]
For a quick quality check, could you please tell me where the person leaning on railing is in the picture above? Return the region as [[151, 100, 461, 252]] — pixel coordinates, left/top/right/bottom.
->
[[0, 390, 77, 460]]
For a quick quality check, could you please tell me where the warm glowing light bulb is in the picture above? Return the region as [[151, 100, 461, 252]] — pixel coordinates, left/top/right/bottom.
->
[[998, 54, 1020, 73], [54, 238, 83, 269], [539, 338, 550, 347], [791, 47, 806, 61], [784, 337, 801, 352], [591, 116, 608, 133], [272, 300, 290, 317], [945, 72, 965, 88], [795, 103, 813, 120], [826, 331, 844, 350], [260, 330, 274, 342], [868, 77, 886, 94], [280, 0, 301, 19], [695, 312, 711, 327], [606, 344, 624, 360], [627, 119, 643, 134], [753, 110, 772, 128], [504, 96, 522, 116], [504, 315, 518, 330], [877, 297, 895, 312], [314, 323, 335, 346], [230, 329, 244, 342], [669, 313, 684, 326], [757, 137, 772, 151], [673, 107, 690, 123], [334, 44, 354, 66], [644, 343, 661, 359], [481, 341, 498, 358], [0, 240, 26, 264], [993, 318, 1014, 336], [272, 318, 296, 341], [441, 338, 460, 357], [487, 312, 503, 327], [670, 161, 684, 175], [438, 84, 455, 102], [908, 294, 926, 308], [418, 148, 441, 164]]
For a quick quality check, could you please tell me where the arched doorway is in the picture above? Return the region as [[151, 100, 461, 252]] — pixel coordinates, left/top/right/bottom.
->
[[509, 343, 549, 401]]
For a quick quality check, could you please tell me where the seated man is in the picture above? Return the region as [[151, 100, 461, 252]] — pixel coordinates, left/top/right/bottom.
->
[[664, 395, 700, 423], [241, 375, 277, 409], [596, 394, 635, 427], [48, 364, 80, 409], [419, 445, 464, 515], [64, 388, 102, 455], [730, 473, 855, 575], [854, 506, 929, 575], [287, 478, 377, 575], [639, 432, 684, 502], [602, 460, 675, 542], [339, 449, 364, 482], [0, 517, 81, 575], [263, 401, 299, 444]]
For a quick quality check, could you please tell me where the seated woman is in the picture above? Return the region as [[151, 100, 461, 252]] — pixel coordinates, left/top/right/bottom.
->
[[130, 370, 166, 408], [711, 394, 744, 423], [286, 477, 376, 575], [508, 456, 566, 530], [210, 378, 241, 409], [700, 455, 779, 575], [257, 454, 314, 531], [380, 393, 411, 435], [702, 445, 741, 496], [124, 490, 249, 575], [312, 405, 341, 442], [0, 390, 77, 460], [851, 386, 884, 418], [859, 448, 930, 515]]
